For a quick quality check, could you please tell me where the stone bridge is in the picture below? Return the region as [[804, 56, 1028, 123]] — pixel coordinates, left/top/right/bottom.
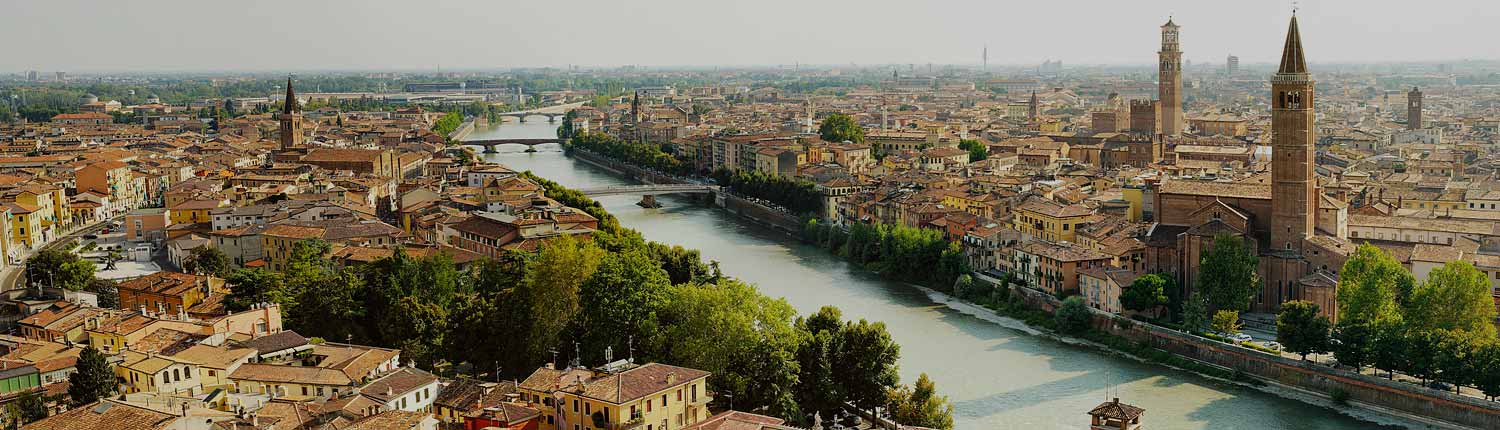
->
[[466, 138, 564, 152], [578, 184, 720, 197]]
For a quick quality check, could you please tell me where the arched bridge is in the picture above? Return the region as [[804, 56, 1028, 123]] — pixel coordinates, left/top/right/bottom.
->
[[467, 138, 563, 152], [497, 112, 566, 123], [493, 101, 586, 123], [578, 184, 720, 197]]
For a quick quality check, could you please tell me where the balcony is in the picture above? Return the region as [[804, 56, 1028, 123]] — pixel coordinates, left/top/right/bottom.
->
[[616, 412, 645, 430], [688, 394, 713, 406]]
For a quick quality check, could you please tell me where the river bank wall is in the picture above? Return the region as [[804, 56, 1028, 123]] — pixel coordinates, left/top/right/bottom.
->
[[997, 280, 1499, 430]]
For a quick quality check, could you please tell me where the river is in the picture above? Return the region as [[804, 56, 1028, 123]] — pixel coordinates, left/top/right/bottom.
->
[[466, 121, 1418, 430]]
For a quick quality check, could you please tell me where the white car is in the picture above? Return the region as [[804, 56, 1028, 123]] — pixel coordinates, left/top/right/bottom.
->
[[1230, 333, 1253, 343]]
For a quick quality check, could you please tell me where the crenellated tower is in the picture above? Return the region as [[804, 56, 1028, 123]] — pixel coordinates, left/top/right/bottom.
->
[[1158, 18, 1183, 137]]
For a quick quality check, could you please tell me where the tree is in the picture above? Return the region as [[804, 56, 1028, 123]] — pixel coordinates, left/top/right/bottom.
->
[[518, 236, 604, 366], [837, 319, 901, 413], [1434, 329, 1484, 394], [656, 280, 802, 420], [1120, 273, 1170, 317], [887, 373, 955, 430], [796, 330, 842, 421], [1211, 310, 1242, 335], [1276, 301, 1330, 360], [958, 139, 988, 162], [1196, 235, 1259, 312], [1181, 293, 1209, 333], [12, 389, 47, 424], [85, 278, 118, 309], [24, 249, 95, 291], [1407, 261, 1497, 338], [1473, 343, 1500, 400], [818, 113, 865, 144], [1332, 320, 1374, 372], [291, 270, 368, 345], [224, 268, 288, 312], [67, 346, 114, 406], [1370, 320, 1408, 379], [1404, 329, 1442, 385], [182, 246, 230, 276], [574, 249, 670, 365], [1055, 296, 1092, 335], [1337, 243, 1411, 325]]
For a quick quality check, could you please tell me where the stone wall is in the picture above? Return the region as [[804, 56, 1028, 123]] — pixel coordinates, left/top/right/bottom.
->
[[1006, 284, 1500, 429]]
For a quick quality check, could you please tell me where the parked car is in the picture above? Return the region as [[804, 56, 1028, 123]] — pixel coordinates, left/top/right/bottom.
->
[[1229, 333, 1253, 343], [82, 234, 98, 240], [1262, 341, 1282, 351], [1429, 381, 1454, 391]]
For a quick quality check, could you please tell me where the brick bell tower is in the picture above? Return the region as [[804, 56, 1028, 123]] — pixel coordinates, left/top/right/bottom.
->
[[1158, 17, 1183, 137], [1270, 15, 1317, 253], [278, 76, 304, 151]]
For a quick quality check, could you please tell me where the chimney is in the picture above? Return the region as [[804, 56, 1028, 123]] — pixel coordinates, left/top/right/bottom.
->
[[665, 372, 677, 384], [1113, 397, 1120, 405]]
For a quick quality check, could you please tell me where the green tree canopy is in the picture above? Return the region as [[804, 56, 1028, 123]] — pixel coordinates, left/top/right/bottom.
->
[[67, 346, 115, 406], [1407, 261, 1497, 338], [182, 246, 231, 276], [25, 249, 95, 291], [1121, 273, 1170, 316], [1055, 296, 1092, 335], [1196, 234, 1260, 312], [887, 373, 955, 430], [1332, 320, 1374, 372], [1337, 243, 1412, 325], [818, 113, 865, 144], [1276, 301, 1331, 360], [1211, 310, 1242, 335]]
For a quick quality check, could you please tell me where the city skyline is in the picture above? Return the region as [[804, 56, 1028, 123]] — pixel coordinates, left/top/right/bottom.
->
[[3, 0, 1495, 72]]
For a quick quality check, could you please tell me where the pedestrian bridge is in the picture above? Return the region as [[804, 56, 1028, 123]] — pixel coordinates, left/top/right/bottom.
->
[[578, 184, 719, 197]]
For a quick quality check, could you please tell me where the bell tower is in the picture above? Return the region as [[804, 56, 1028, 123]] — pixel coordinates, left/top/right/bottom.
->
[[277, 77, 304, 150], [1270, 15, 1317, 253], [1407, 87, 1423, 130], [1158, 18, 1183, 137]]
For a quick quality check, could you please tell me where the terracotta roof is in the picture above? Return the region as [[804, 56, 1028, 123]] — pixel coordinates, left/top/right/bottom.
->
[[22, 400, 176, 430], [1016, 196, 1091, 218], [117, 272, 203, 297], [344, 410, 427, 430], [229, 363, 353, 386], [1088, 399, 1145, 421], [360, 367, 438, 403]]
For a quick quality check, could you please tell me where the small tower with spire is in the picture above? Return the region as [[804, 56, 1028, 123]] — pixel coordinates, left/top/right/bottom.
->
[[1028, 90, 1040, 122], [277, 76, 304, 151], [1270, 13, 1317, 254]]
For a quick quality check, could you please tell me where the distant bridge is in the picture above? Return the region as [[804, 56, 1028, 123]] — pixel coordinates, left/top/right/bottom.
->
[[492, 101, 587, 123], [578, 184, 720, 197], [466, 138, 564, 152]]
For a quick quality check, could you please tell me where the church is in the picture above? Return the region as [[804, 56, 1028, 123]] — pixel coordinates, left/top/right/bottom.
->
[[1143, 16, 1348, 320]]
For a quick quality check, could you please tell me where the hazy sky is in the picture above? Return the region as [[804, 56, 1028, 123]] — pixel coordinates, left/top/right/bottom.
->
[[3, 0, 1493, 72]]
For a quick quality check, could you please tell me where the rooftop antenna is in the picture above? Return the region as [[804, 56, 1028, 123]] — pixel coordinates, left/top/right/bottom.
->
[[572, 341, 581, 368], [627, 336, 635, 363], [550, 348, 559, 368]]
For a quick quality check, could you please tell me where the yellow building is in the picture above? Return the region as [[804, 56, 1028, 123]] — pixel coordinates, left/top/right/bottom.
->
[[519, 363, 712, 430], [1120, 186, 1145, 222], [1012, 196, 1093, 243], [117, 350, 203, 395], [4, 202, 44, 248], [168, 199, 225, 225], [939, 190, 1000, 219]]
